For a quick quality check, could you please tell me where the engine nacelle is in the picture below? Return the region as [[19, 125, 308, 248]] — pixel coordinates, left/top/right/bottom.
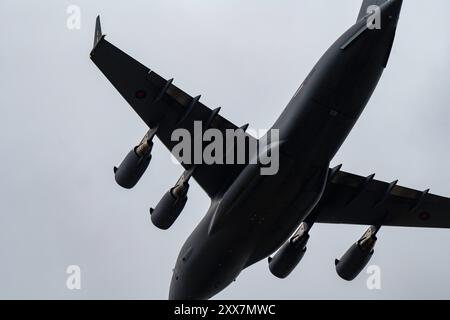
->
[[269, 223, 310, 279], [335, 226, 378, 281], [150, 170, 193, 230], [114, 148, 151, 189], [114, 129, 156, 189]]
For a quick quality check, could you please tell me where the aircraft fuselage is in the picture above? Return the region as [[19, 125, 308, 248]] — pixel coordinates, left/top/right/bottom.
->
[[169, 0, 402, 300]]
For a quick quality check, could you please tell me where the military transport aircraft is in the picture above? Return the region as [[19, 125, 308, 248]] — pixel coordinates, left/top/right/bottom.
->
[[90, 0, 450, 300]]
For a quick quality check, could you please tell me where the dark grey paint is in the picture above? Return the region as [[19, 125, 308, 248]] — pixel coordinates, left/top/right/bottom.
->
[[168, 0, 403, 299], [89, 0, 450, 300]]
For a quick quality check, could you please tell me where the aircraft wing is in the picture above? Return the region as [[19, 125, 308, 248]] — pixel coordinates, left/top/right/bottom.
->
[[90, 17, 255, 198], [312, 168, 450, 229]]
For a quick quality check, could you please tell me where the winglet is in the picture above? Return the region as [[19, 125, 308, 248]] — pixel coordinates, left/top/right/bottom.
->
[[93, 15, 104, 49]]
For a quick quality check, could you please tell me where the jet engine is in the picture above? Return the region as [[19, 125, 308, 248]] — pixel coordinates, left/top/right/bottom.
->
[[114, 128, 157, 189], [150, 169, 193, 230], [269, 222, 311, 279], [335, 225, 379, 281]]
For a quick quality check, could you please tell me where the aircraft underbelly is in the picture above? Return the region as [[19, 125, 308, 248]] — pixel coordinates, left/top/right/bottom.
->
[[243, 162, 329, 267]]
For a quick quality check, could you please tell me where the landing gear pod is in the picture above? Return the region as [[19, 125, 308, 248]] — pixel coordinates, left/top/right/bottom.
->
[[114, 128, 157, 189], [269, 223, 311, 279], [335, 225, 379, 281], [150, 169, 194, 230]]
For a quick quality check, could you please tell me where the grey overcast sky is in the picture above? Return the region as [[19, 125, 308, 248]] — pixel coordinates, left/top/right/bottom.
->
[[1, 0, 450, 299]]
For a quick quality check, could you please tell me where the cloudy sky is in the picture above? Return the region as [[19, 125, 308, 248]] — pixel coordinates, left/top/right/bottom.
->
[[1, 0, 450, 299]]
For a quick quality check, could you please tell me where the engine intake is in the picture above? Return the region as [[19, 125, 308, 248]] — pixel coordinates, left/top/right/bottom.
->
[[269, 223, 311, 279], [150, 169, 193, 230], [335, 226, 379, 281], [114, 128, 157, 189]]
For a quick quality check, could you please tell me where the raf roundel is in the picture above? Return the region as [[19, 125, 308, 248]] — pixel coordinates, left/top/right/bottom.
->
[[135, 90, 147, 99], [419, 211, 431, 221]]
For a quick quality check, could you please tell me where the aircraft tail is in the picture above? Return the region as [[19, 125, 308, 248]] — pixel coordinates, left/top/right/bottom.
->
[[357, 0, 389, 21]]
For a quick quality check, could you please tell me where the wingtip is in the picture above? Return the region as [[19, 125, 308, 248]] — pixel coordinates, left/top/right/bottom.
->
[[96, 15, 102, 31], [93, 15, 104, 50]]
